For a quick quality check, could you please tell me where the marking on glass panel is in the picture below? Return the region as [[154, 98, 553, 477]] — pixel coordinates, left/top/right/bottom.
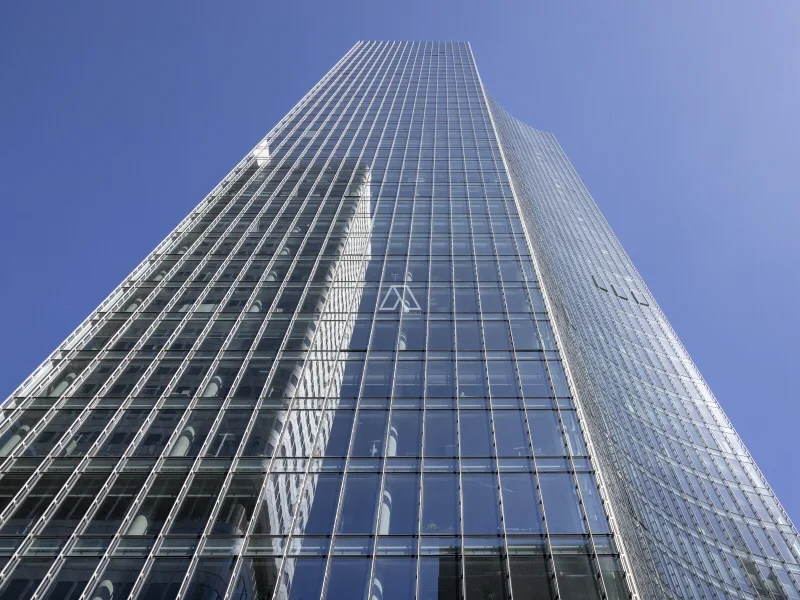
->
[[378, 285, 422, 312]]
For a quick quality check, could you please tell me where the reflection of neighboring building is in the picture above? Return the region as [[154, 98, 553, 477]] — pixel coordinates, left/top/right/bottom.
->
[[238, 164, 372, 600]]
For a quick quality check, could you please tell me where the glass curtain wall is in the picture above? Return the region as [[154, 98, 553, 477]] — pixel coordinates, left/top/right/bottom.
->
[[0, 41, 628, 600]]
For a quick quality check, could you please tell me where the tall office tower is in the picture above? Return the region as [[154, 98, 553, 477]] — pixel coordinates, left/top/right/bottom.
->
[[0, 41, 796, 600]]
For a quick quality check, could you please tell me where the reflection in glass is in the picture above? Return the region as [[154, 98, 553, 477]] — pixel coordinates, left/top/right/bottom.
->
[[422, 473, 459, 535], [540, 474, 585, 534]]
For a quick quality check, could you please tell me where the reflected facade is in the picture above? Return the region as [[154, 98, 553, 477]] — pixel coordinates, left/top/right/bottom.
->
[[0, 40, 796, 600]]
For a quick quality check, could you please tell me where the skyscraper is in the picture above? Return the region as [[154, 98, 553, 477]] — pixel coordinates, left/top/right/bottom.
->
[[0, 39, 796, 599]]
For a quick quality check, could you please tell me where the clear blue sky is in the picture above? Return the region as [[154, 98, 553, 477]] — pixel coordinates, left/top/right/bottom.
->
[[2, 2, 799, 518]]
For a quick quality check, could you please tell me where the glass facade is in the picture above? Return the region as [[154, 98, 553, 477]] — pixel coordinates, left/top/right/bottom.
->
[[0, 40, 794, 600], [489, 100, 800, 599]]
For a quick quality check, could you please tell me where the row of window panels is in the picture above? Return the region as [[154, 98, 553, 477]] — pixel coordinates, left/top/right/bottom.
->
[[278, 127, 503, 144], [1, 454, 596, 479], [303, 90, 492, 102], [1, 407, 585, 462], [598, 385, 749, 472], [188, 200, 523, 228], [280, 130, 502, 143], [130, 261, 535, 295], [609, 388, 738, 456], [625, 439, 788, 521], [72, 343, 559, 397], [12, 355, 569, 419], [618, 435, 771, 524], [636, 456, 789, 530], [148, 243, 539, 272], [285, 114, 499, 125], [94, 290, 552, 328], [101, 321, 554, 361], [624, 445, 790, 537], [0, 470, 608, 540], [1, 551, 628, 600], [9, 359, 570, 436], [631, 473, 798, 567], [183, 216, 525, 240], [3, 536, 617, 558], [25, 396, 575, 417], [141, 258, 509, 297], [284, 149, 506, 163], [98, 312, 554, 354], [112, 283, 547, 316], [273, 133, 501, 153], [272, 132, 502, 151], [137, 262, 543, 298]]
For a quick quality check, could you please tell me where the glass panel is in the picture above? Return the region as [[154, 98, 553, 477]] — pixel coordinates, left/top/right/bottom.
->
[[422, 473, 460, 535], [553, 554, 602, 599], [43, 558, 99, 600], [86, 558, 146, 600], [459, 411, 493, 457], [380, 474, 420, 535], [419, 554, 463, 600], [371, 557, 416, 600], [184, 558, 235, 600], [528, 411, 565, 456], [41, 473, 108, 536], [493, 411, 529, 457], [0, 559, 51, 600], [338, 474, 381, 534], [1, 473, 69, 535], [280, 557, 327, 600], [500, 472, 544, 534], [170, 474, 225, 534], [508, 553, 554, 599], [299, 473, 343, 535], [138, 558, 191, 598], [577, 473, 610, 534], [389, 411, 422, 456], [539, 474, 585, 534], [598, 556, 628, 600], [425, 412, 457, 457], [464, 553, 509, 600], [324, 557, 371, 600], [232, 558, 278, 600], [462, 473, 502, 535], [85, 474, 147, 535]]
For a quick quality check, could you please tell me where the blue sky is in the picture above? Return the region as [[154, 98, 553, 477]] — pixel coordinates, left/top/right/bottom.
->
[[2, 2, 799, 517]]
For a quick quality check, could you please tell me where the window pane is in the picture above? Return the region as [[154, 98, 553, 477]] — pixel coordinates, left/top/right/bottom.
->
[[459, 411, 493, 457], [500, 472, 544, 534], [338, 474, 380, 534], [389, 411, 422, 456], [462, 473, 502, 534], [528, 411, 565, 456], [371, 557, 417, 600], [464, 554, 509, 600], [578, 473, 610, 534], [493, 411, 530, 457], [380, 474, 420, 535], [422, 474, 460, 535], [425, 412, 457, 457], [508, 554, 554, 599], [419, 554, 462, 600], [301, 473, 343, 535], [282, 557, 327, 600], [325, 557, 371, 600], [553, 555, 602, 599], [539, 474, 585, 534]]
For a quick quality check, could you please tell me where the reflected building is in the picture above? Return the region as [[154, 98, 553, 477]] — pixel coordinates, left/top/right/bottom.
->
[[0, 41, 798, 600]]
